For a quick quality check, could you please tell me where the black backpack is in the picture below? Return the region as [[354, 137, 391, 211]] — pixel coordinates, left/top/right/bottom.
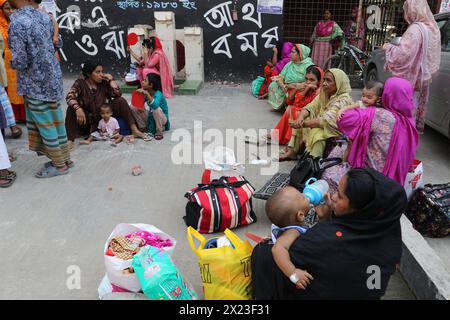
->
[[289, 152, 342, 192]]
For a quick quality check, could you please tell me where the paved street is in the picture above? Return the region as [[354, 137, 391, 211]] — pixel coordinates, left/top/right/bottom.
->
[[1, 81, 448, 299]]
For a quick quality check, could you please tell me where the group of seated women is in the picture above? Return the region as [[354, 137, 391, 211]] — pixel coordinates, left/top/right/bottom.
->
[[251, 40, 420, 300], [257, 40, 419, 189]]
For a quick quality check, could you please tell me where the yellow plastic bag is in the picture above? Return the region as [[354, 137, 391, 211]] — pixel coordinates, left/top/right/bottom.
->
[[187, 227, 254, 300]]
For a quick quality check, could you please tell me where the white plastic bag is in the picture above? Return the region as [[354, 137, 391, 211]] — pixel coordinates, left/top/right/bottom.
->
[[104, 223, 176, 292], [404, 160, 424, 200], [203, 146, 245, 179]]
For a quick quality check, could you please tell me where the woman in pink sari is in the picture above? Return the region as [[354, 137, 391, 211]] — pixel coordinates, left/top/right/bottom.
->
[[311, 10, 344, 69], [322, 77, 419, 193], [128, 36, 174, 99], [383, 0, 441, 134]]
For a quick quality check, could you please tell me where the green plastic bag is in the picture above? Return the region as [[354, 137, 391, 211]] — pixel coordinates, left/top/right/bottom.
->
[[132, 246, 199, 300], [251, 76, 265, 97]]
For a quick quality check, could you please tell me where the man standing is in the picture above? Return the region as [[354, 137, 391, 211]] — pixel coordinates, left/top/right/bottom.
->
[[8, 0, 72, 178]]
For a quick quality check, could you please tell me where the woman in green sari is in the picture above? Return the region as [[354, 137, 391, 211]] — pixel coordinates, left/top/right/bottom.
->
[[268, 44, 314, 111], [279, 68, 353, 160]]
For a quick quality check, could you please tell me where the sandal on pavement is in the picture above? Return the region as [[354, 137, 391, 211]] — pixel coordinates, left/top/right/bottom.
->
[[4, 170, 16, 180], [10, 126, 22, 139], [154, 134, 163, 140], [35, 165, 69, 179], [141, 133, 153, 142], [0, 172, 16, 188]]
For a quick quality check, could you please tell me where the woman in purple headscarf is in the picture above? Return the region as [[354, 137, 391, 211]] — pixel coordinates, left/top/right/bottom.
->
[[258, 40, 294, 99], [322, 77, 419, 193]]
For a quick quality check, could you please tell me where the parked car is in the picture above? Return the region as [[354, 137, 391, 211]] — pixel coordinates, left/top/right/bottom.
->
[[363, 12, 450, 139]]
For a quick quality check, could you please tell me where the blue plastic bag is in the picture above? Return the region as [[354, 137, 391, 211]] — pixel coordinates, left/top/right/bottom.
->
[[132, 246, 198, 300]]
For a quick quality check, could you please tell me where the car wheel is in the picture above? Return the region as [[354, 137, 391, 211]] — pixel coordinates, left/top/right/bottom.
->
[[366, 67, 379, 84]]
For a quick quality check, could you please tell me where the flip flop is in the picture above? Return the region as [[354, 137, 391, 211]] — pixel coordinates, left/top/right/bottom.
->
[[0, 175, 16, 188], [142, 133, 153, 142], [35, 165, 69, 179], [154, 134, 163, 140], [4, 170, 16, 180]]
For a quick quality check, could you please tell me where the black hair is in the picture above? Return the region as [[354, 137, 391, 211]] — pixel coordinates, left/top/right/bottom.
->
[[142, 37, 157, 50], [345, 169, 376, 211], [81, 61, 102, 79], [275, 38, 285, 60], [33, 0, 43, 4], [306, 65, 322, 83], [100, 104, 113, 112], [365, 81, 384, 98], [145, 73, 162, 92]]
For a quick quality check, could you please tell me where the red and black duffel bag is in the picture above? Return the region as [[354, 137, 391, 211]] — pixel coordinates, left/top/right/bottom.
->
[[184, 170, 257, 234]]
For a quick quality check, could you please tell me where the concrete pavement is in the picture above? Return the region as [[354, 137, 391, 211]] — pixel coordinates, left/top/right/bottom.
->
[[2, 82, 448, 299]]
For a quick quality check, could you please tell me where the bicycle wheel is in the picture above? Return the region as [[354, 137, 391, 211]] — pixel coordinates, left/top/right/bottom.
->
[[324, 54, 342, 70]]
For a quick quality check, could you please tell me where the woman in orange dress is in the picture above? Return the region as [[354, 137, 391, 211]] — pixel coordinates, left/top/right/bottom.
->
[[269, 66, 323, 147]]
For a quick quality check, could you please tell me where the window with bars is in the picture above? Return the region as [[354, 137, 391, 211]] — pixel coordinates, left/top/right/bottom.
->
[[283, 0, 440, 52]]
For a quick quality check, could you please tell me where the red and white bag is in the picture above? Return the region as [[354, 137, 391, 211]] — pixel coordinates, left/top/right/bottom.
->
[[404, 159, 424, 200], [184, 170, 257, 234]]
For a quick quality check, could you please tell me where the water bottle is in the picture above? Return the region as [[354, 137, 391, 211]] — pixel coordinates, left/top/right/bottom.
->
[[303, 178, 329, 205]]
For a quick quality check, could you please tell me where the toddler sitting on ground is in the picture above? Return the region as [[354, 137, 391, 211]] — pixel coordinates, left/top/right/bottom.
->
[[80, 104, 124, 145], [266, 186, 314, 290]]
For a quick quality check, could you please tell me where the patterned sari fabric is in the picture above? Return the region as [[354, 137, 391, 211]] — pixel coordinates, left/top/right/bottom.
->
[[384, 0, 441, 133], [0, 2, 25, 121], [0, 100, 6, 130], [268, 44, 314, 110], [311, 21, 344, 69], [25, 98, 70, 168], [0, 129, 10, 170], [0, 85, 15, 127]]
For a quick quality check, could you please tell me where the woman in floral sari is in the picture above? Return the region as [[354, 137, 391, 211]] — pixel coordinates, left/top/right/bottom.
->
[[280, 69, 352, 161], [268, 44, 314, 111], [311, 10, 344, 69]]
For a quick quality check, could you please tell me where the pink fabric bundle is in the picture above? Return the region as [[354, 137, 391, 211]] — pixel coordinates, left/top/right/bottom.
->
[[126, 231, 173, 248]]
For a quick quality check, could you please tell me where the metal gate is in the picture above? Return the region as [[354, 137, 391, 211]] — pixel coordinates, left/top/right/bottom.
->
[[283, 0, 441, 53]]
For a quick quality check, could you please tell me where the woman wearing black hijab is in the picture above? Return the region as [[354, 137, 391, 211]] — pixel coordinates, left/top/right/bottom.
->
[[251, 168, 405, 300]]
